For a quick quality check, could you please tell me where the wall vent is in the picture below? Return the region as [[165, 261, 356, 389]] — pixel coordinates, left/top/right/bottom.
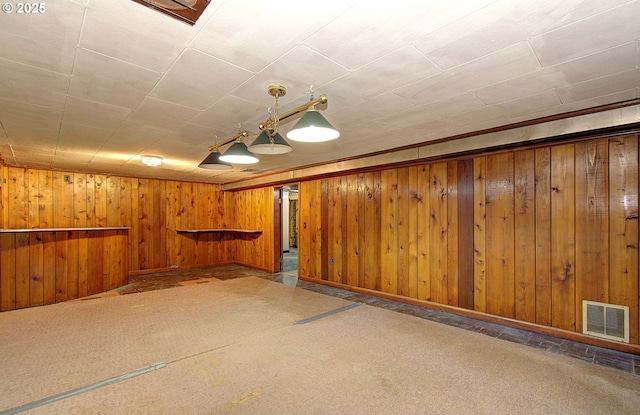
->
[[582, 300, 629, 343]]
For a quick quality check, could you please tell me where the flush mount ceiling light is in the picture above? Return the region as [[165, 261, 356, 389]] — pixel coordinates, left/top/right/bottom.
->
[[198, 84, 338, 169], [141, 155, 163, 167]]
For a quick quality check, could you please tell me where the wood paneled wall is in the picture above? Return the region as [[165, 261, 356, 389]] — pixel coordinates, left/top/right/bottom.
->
[[0, 167, 238, 310], [225, 187, 275, 272], [297, 134, 640, 345]]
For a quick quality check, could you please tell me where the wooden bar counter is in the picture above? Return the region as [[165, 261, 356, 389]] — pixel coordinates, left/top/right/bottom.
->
[[0, 227, 130, 311]]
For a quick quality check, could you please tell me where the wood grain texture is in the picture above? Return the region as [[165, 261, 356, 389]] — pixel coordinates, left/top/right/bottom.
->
[[551, 144, 576, 331], [514, 150, 536, 323], [485, 153, 515, 318], [534, 147, 552, 326], [608, 135, 639, 344], [473, 158, 487, 313], [575, 139, 609, 333]]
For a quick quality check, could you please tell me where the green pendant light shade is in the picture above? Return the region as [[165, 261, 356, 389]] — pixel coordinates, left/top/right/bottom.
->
[[286, 109, 340, 142], [247, 130, 292, 154], [219, 140, 259, 164], [198, 150, 233, 170]]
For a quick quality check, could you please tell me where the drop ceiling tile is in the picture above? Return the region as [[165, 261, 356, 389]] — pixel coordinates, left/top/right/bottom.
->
[[161, 123, 221, 147], [414, 0, 631, 70], [304, 1, 493, 70], [68, 48, 162, 108], [0, 100, 62, 143], [530, 1, 640, 67], [191, 0, 354, 72], [0, 1, 84, 74], [57, 122, 112, 152], [53, 151, 96, 169], [190, 95, 265, 130], [331, 46, 441, 107], [128, 98, 201, 130], [474, 42, 639, 105], [150, 48, 253, 109], [557, 69, 640, 104], [0, 59, 69, 109], [80, 0, 197, 72], [231, 45, 349, 106], [394, 42, 542, 106], [105, 122, 172, 154], [63, 97, 132, 131]]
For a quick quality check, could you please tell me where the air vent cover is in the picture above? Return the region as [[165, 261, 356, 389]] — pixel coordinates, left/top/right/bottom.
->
[[582, 300, 629, 343]]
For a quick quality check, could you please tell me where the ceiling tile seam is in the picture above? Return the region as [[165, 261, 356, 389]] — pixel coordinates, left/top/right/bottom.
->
[[57, 5, 89, 171], [555, 67, 640, 97], [530, 1, 637, 40], [408, 0, 499, 53], [76, 46, 164, 75], [0, 121, 17, 165], [0, 57, 72, 78]]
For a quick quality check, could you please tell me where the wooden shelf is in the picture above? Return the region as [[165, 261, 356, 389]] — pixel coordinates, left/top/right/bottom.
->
[[176, 229, 262, 234], [0, 227, 130, 233]]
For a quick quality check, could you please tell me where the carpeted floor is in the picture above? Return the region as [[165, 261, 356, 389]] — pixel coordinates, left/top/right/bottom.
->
[[1, 269, 639, 414]]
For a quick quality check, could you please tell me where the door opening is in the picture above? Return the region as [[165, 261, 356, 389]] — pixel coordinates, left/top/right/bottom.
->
[[281, 185, 298, 275]]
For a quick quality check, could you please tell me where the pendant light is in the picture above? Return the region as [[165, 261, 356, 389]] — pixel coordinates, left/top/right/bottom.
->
[[248, 130, 292, 154], [219, 138, 258, 164], [286, 109, 340, 142], [198, 149, 233, 170]]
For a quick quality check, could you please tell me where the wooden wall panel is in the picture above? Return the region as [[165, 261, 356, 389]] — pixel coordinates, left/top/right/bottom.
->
[[485, 153, 515, 319], [329, 177, 343, 283], [446, 161, 459, 307], [457, 159, 474, 309], [396, 168, 410, 297], [473, 158, 487, 312], [363, 172, 381, 291], [293, 133, 639, 346], [534, 147, 552, 326], [514, 150, 536, 323], [0, 165, 228, 311], [575, 139, 609, 333], [550, 144, 576, 331], [429, 162, 448, 304], [417, 164, 431, 301], [608, 135, 639, 344], [0, 233, 16, 311], [380, 169, 398, 294], [346, 174, 359, 286], [408, 166, 419, 299]]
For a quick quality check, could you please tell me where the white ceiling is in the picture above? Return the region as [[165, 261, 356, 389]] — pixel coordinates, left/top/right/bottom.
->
[[0, 0, 639, 184]]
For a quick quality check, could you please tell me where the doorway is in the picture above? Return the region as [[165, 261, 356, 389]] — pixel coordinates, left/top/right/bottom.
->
[[281, 184, 298, 275]]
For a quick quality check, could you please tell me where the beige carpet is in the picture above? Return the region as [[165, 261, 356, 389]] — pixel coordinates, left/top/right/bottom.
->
[[0, 277, 638, 415]]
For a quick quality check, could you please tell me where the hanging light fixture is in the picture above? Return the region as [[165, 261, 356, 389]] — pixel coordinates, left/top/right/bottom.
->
[[286, 90, 340, 142], [248, 84, 293, 154], [198, 149, 233, 170], [248, 130, 292, 154], [198, 84, 338, 168], [218, 129, 258, 164]]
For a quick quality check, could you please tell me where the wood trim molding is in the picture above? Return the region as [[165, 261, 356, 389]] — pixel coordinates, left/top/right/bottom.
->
[[222, 99, 640, 191]]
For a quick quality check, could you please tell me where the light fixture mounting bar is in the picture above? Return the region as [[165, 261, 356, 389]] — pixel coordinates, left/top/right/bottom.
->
[[208, 130, 249, 152], [259, 94, 328, 131]]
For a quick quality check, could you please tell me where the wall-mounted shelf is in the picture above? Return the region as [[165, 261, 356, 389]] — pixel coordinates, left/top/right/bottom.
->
[[0, 227, 130, 233], [176, 229, 262, 234]]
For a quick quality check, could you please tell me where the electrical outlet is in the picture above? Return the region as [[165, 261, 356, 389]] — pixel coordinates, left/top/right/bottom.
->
[[63, 175, 71, 183]]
